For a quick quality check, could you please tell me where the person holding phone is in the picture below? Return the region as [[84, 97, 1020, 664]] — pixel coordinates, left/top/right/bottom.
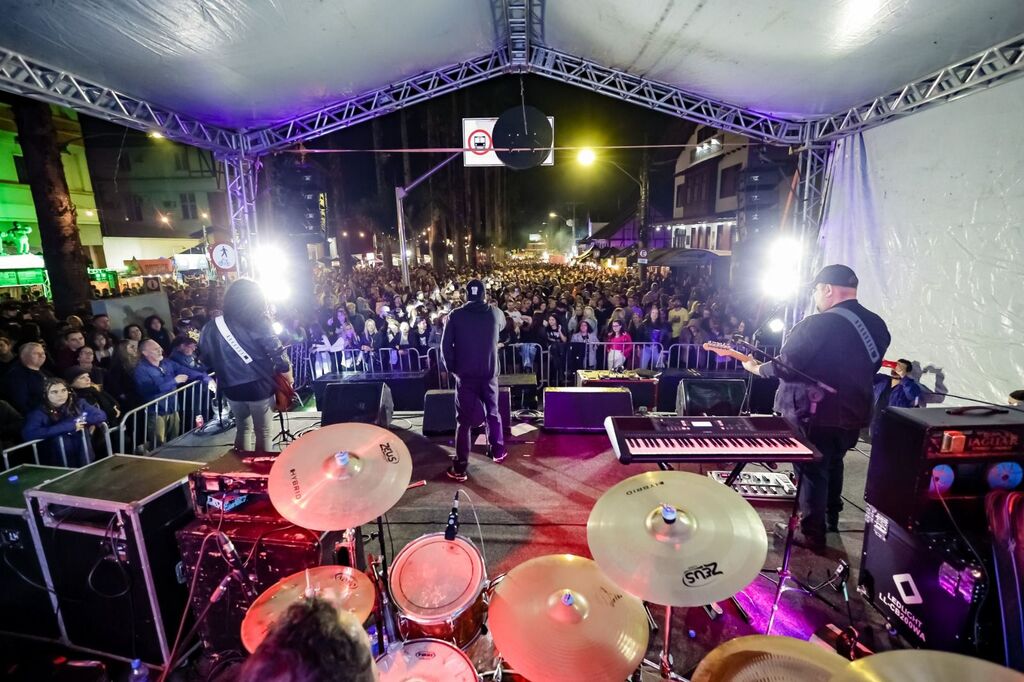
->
[[22, 377, 105, 467]]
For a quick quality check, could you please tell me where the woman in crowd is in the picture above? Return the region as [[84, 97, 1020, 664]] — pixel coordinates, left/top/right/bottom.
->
[[606, 318, 633, 370], [199, 278, 293, 453], [74, 345, 106, 386], [409, 318, 431, 359], [105, 339, 141, 409], [570, 319, 598, 370], [65, 366, 120, 424], [123, 324, 144, 343], [542, 314, 568, 383], [22, 377, 106, 467], [89, 330, 114, 367], [144, 315, 172, 352]]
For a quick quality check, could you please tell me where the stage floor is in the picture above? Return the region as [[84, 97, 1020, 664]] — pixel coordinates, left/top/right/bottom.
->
[[150, 410, 895, 677]]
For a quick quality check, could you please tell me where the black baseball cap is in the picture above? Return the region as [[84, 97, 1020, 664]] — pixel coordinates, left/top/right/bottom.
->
[[808, 264, 858, 288], [466, 279, 485, 301]]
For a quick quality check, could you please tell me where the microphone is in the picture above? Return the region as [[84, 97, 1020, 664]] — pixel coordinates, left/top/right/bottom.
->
[[444, 491, 460, 541], [216, 532, 259, 601]]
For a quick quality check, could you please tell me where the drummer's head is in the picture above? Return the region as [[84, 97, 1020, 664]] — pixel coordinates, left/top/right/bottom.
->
[[237, 597, 377, 682]]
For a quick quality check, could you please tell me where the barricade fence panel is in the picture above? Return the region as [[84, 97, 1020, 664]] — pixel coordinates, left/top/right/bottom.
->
[[3, 423, 115, 470], [117, 377, 215, 454]]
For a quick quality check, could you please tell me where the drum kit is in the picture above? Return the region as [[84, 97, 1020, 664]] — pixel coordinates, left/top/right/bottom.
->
[[238, 423, 1021, 682]]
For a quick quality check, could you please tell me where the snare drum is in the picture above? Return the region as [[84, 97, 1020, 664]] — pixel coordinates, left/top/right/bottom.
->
[[375, 638, 479, 681], [389, 533, 487, 647]]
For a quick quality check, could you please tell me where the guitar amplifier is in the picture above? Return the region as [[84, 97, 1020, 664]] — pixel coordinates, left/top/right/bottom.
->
[[189, 451, 282, 523], [543, 387, 633, 432], [859, 505, 988, 653], [866, 407, 1024, 531], [576, 370, 658, 410]]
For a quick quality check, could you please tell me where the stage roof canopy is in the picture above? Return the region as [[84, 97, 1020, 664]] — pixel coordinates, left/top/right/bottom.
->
[[1, 0, 1021, 135]]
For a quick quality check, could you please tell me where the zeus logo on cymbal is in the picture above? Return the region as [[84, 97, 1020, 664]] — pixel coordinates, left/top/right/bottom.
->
[[380, 442, 398, 463], [682, 561, 723, 586]]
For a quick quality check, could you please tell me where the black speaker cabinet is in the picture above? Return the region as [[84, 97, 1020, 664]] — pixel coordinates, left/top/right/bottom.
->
[[860, 506, 988, 653], [676, 378, 747, 416], [322, 382, 393, 427], [542, 387, 633, 432], [0, 465, 70, 641], [25, 456, 202, 667], [313, 370, 432, 411], [422, 388, 512, 435]]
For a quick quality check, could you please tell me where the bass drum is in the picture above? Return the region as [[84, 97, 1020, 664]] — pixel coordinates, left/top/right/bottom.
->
[[375, 638, 479, 681], [389, 533, 487, 648]]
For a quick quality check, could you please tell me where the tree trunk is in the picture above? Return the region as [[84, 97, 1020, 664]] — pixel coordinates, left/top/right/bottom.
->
[[11, 97, 91, 316], [426, 103, 445, 270], [326, 143, 351, 273]]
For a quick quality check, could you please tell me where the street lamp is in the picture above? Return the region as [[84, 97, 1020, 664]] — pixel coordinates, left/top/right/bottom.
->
[[577, 148, 650, 277]]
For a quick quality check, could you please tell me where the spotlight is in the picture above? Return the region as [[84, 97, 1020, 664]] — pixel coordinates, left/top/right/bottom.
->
[[272, 321, 284, 334], [148, 131, 165, 139], [264, 282, 291, 303], [767, 318, 786, 333], [577, 148, 596, 166], [761, 235, 804, 300]]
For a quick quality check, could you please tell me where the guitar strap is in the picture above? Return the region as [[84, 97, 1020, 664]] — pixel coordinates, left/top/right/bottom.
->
[[824, 306, 880, 364], [215, 316, 254, 364]]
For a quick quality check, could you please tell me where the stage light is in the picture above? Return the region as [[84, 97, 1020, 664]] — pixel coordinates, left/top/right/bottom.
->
[[159, 214, 170, 224], [549, 212, 558, 218], [272, 321, 284, 335], [761, 235, 804, 300], [264, 282, 291, 303], [767, 318, 786, 333], [148, 131, 165, 139], [577, 148, 596, 166]]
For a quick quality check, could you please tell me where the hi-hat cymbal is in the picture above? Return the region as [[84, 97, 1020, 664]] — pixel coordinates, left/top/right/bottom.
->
[[692, 635, 848, 682], [240, 565, 376, 653], [587, 470, 768, 606], [488, 554, 649, 682], [268, 423, 412, 530], [830, 650, 1024, 682]]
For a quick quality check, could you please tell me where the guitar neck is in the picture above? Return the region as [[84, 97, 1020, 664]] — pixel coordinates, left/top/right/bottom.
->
[[702, 342, 753, 364]]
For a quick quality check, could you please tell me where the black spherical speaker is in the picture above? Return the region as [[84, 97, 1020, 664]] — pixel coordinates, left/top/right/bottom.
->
[[493, 106, 553, 170]]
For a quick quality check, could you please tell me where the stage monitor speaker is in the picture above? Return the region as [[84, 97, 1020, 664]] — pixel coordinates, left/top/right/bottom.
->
[[676, 378, 746, 416], [322, 382, 393, 427], [543, 387, 633, 432], [422, 388, 512, 435]]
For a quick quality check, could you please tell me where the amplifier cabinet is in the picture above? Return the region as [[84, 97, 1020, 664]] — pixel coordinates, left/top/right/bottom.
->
[[859, 506, 988, 653], [313, 370, 433, 411], [0, 465, 71, 640], [176, 516, 345, 655], [543, 387, 633, 432], [576, 370, 658, 410], [25, 455, 201, 667], [866, 407, 1024, 531], [422, 387, 512, 435], [189, 451, 278, 523]]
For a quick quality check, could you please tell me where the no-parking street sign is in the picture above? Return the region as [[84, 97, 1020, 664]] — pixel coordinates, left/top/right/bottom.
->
[[462, 117, 555, 167]]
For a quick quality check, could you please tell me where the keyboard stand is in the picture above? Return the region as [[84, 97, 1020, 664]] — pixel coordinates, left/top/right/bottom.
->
[[764, 474, 804, 635]]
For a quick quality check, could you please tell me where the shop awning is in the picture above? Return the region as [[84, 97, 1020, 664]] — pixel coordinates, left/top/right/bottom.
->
[[647, 248, 730, 268]]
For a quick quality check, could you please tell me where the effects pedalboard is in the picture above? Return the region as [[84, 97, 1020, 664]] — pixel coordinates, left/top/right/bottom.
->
[[708, 470, 797, 501]]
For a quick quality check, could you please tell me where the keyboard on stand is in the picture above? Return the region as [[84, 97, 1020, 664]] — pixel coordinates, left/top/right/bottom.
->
[[708, 470, 798, 501], [604, 415, 820, 465]]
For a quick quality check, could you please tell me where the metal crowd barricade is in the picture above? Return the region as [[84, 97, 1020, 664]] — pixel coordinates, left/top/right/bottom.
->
[[117, 377, 214, 454], [665, 343, 780, 372], [431, 343, 543, 392], [3, 422, 115, 470], [543, 341, 667, 387], [285, 341, 312, 391]]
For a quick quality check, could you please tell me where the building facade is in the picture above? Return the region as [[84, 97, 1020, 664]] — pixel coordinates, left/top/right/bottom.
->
[[0, 103, 103, 265]]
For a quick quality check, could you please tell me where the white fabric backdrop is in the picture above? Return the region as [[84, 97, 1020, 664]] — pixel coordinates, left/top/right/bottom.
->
[[817, 76, 1024, 404]]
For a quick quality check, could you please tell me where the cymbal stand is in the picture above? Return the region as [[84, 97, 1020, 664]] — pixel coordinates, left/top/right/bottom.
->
[[274, 409, 298, 444], [635, 604, 687, 681], [371, 514, 401, 651]]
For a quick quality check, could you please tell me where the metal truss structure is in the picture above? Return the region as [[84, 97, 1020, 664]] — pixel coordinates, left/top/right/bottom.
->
[[221, 155, 260, 269], [239, 51, 508, 155], [527, 46, 806, 145], [2, 12, 1022, 277], [812, 33, 1024, 142], [0, 46, 240, 154]]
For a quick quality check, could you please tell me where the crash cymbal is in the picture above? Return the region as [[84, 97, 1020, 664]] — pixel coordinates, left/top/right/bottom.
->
[[587, 470, 768, 606], [241, 565, 376, 653], [488, 554, 649, 682], [830, 650, 1024, 682], [692, 635, 847, 682], [268, 423, 412, 530]]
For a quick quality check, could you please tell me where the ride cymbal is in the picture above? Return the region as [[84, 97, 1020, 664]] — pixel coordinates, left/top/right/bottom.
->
[[692, 635, 847, 682], [830, 650, 1024, 682], [268, 423, 412, 530], [488, 554, 649, 682], [240, 565, 376, 653], [587, 470, 768, 606]]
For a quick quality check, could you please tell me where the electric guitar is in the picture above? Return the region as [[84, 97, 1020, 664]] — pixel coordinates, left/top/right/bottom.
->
[[702, 341, 753, 364]]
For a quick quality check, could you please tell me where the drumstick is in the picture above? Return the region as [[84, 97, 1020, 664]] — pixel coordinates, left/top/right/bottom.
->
[[406, 480, 427, 490]]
